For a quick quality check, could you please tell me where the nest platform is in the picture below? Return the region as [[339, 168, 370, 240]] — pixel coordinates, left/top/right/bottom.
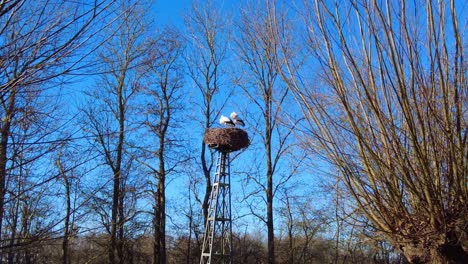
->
[[204, 128, 249, 153]]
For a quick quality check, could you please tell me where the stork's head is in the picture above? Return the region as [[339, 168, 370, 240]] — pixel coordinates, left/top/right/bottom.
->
[[230, 112, 238, 119]]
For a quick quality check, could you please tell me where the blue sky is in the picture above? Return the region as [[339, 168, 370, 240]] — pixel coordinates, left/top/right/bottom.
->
[[152, 0, 191, 26]]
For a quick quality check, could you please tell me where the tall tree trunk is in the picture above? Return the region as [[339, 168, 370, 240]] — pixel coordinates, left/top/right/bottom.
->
[[153, 178, 164, 264], [63, 182, 70, 264], [8, 153, 22, 264], [285, 196, 294, 264], [153, 190, 160, 264], [187, 192, 193, 264], [0, 89, 16, 247], [267, 166, 275, 264], [201, 142, 212, 224], [109, 169, 120, 264], [267, 142, 275, 264], [56, 156, 71, 264], [154, 131, 167, 264], [158, 169, 166, 264], [201, 103, 212, 224], [109, 80, 125, 264], [118, 183, 125, 263], [266, 93, 275, 264], [157, 134, 167, 263]]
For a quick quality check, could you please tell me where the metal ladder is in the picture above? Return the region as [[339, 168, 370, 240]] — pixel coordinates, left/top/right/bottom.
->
[[200, 151, 232, 264]]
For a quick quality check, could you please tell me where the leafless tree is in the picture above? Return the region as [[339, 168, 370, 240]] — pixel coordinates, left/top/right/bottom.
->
[[279, 0, 468, 262], [81, 2, 148, 263], [234, 1, 302, 263], [55, 149, 72, 264], [55, 144, 84, 264], [137, 27, 185, 264], [0, 0, 113, 248], [278, 190, 296, 264], [2, 104, 57, 263], [184, 0, 232, 227]]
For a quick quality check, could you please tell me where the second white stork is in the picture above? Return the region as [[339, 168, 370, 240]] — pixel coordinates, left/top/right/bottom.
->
[[220, 115, 235, 126], [230, 112, 245, 127]]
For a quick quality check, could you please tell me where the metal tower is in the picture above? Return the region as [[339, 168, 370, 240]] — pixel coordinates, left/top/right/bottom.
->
[[200, 151, 232, 264]]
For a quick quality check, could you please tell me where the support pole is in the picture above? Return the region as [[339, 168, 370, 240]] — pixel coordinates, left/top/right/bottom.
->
[[200, 151, 232, 264]]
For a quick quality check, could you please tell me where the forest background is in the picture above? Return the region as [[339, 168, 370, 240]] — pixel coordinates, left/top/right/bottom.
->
[[0, 0, 466, 264]]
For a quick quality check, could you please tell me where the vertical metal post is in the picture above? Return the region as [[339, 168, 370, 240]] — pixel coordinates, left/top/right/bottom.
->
[[200, 151, 232, 264]]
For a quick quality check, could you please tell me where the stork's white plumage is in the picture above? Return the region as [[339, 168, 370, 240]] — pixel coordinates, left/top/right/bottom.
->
[[220, 115, 235, 126], [230, 112, 245, 127]]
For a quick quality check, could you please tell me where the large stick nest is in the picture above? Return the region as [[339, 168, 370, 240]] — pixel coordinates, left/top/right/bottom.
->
[[204, 128, 250, 153]]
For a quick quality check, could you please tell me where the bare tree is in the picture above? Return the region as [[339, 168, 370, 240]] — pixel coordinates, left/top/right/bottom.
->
[[137, 27, 185, 264], [184, 0, 231, 246], [56, 149, 72, 264], [279, 0, 468, 262], [276, 189, 325, 264], [55, 144, 83, 264], [81, 2, 147, 263], [278, 190, 296, 264], [0, 0, 112, 248], [234, 1, 303, 263], [2, 103, 58, 263]]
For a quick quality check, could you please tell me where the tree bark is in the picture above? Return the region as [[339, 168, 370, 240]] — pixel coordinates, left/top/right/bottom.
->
[[56, 156, 71, 264], [266, 121, 275, 264], [109, 75, 125, 264], [398, 234, 468, 264], [154, 147, 166, 264], [201, 141, 212, 224], [0, 88, 16, 247]]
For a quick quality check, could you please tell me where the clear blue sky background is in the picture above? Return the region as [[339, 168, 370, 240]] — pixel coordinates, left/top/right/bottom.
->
[[153, 0, 191, 26]]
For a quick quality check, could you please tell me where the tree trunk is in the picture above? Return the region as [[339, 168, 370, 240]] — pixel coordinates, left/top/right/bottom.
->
[[63, 183, 70, 264], [158, 174, 166, 264], [153, 191, 160, 264], [266, 128, 275, 264], [398, 235, 468, 264], [267, 172, 275, 264], [154, 136, 167, 264], [56, 157, 71, 264], [109, 170, 120, 264], [201, 141, 212, 224], [0, 89, 16, 246], [118, 183, 125, 263], [153, 174, 166, 264], [8, 160, 22, 264], [266, 90, 275, 264]]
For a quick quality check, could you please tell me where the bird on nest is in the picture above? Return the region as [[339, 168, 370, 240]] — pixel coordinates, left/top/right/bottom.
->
[[230, 112, 245, 126], [219, 112, 245, 127], [219, 115, 235, 126]]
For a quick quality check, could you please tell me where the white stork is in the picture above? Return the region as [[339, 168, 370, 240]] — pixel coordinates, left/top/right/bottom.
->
[[219, 115, 235, 126], [230, 112, 245, 127]]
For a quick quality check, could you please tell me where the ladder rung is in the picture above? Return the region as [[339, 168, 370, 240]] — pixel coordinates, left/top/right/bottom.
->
[[213, 182, 229, 187], [213, 252, 229, 256]]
